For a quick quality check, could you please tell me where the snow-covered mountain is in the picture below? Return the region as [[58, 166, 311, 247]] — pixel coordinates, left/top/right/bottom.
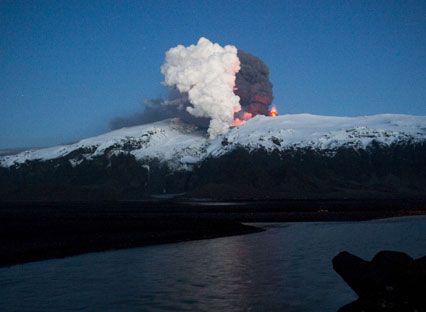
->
[[1, 114, 426, 200], [1, 114, 426, 170]]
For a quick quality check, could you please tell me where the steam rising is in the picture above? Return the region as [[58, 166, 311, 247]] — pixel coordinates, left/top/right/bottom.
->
[[161, 37, 241, 137], [110, 37, 274, 136]]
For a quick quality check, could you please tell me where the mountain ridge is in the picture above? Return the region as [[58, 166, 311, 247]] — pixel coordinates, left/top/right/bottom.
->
[[1, 114, 425, 200], [1, 114, 425, 170]]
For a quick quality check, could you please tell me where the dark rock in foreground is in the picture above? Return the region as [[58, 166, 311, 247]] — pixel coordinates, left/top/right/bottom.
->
[[333, 251, 426, 311]]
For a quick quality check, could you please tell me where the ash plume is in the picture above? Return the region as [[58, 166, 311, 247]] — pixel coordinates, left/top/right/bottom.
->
[[110, 38, 274, 135], [234, 50, 273, 118]]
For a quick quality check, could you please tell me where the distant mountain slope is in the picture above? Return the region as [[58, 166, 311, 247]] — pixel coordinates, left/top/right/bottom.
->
[[1, 114, 425, 169], [1, 114, 425, 200], [0, 148, 33, 157]]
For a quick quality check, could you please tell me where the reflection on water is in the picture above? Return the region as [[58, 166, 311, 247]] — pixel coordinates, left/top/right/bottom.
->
[[1, 216, 425, 311], [184, 201, 248, 206]]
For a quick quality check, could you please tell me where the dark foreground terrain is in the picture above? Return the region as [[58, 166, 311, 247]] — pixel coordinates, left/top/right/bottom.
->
[[333, 251, 426, 311], [1, 199, 426, 267], [2, 142, 426, 201]]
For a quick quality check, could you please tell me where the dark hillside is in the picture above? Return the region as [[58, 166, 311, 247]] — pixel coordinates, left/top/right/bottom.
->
[[1, 142, 425, 200]]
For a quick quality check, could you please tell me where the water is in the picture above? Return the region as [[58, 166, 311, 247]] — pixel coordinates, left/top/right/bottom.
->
[[1, 216, 425, 312]]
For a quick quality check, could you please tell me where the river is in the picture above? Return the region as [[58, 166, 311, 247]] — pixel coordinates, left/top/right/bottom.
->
[[1, 216, 425, 311]]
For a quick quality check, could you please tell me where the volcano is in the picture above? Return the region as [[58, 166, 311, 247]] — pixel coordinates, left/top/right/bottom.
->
[[1, 114, 426, 200]]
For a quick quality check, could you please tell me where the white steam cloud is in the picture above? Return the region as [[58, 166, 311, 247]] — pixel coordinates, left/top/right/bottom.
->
[[161, 37, 241, 137]]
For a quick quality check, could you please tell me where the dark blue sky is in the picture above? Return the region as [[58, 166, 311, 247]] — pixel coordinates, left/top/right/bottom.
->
[[1, 0, 425, 149]]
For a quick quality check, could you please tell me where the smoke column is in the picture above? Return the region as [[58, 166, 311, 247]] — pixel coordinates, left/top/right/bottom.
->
[[234, 50, 273, 120], [161, 37, 241, 137], [110, 38, 274, 134]]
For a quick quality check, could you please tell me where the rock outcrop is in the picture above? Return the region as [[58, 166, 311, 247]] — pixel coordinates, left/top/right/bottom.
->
[[333, 251, 426, 311]]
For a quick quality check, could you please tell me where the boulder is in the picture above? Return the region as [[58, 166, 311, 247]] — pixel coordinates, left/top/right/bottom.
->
[[333, 251, 426, 311]]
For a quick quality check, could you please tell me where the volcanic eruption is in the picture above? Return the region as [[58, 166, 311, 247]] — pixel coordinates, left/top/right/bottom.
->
[[233, 49, 274, 125], [111, 37, 276, 136]]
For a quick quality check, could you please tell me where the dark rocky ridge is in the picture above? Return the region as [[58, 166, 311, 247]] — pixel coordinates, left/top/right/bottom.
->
[[0, 141, 425, 201]]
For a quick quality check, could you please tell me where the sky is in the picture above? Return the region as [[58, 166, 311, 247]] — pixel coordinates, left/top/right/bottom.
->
[[1, 0, 425, 149]]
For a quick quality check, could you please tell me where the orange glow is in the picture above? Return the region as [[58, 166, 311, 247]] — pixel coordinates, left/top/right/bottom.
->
[[233, 106, 278, 127], [269, 106, 278, 117], [232, 118, 245, 126], [241, 112, 252, 120], [232, 111, 252, 126]]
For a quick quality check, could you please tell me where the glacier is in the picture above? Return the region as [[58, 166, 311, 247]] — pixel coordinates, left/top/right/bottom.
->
[[1, 114, 426, 170]]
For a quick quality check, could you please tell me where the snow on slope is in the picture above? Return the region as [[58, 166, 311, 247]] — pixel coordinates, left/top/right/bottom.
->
[[208, 114, 426, 156], [1, 114, 426, 169], [0, 119, 208, 169]]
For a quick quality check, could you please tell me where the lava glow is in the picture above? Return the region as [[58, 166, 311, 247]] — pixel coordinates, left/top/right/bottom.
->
[[232, 106, 278, 126], [269, 106, 278, 117], [232, 118, 245, 126]]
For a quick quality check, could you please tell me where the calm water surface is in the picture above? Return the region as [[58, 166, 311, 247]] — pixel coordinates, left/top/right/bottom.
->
[[1, 216, 425, 311]]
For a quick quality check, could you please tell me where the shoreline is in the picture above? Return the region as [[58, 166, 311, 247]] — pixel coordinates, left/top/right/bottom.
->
[[0, 215, 263, 268], [1, 200, 425, 268]]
